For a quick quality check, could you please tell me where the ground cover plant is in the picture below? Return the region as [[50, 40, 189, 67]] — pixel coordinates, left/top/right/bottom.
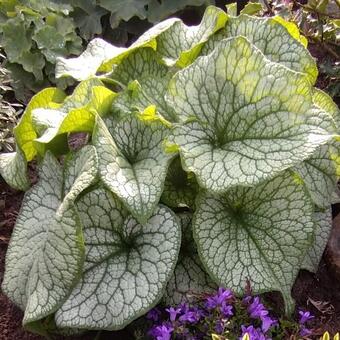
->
[[1, 4, 340, 337]]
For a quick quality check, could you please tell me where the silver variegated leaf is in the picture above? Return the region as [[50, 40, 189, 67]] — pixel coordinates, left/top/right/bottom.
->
[[93, 115, 174, 224], [55, 188, 181, 330], [193, 171, 315, 311], [166, 37, 336, 192]]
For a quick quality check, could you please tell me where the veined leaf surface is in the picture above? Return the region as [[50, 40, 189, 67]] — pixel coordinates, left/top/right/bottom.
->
[[93, 115, 174, 224], [2, 146, 98, 324], [193, 171, 314, 310], [202, 14, 317, 83], [167, 37, 335, 192], [55, 188, 181, 330], [164, 213, 216, 305], [303, 209, 332, 273]]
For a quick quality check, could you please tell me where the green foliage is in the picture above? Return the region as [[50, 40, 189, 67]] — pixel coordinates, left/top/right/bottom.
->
[[0, 0, 215, 102], [1, 6, 340, 335]]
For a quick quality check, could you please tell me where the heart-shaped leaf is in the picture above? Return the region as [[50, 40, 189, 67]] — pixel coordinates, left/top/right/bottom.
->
[[193, 171, 314, 310], [93, 115, 174, 224], [2, 146, 98, 324], [55, 188, 181, 330], [167, 37, 336, 192]]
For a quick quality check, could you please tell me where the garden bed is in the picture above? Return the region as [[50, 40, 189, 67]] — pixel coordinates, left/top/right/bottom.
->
[[1, 176, 340, 339]]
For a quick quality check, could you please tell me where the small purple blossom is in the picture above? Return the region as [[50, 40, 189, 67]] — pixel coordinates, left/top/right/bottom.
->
[[261, 315, 277, 332], [240, 325, 266, 340], [298, 310, 314, 324], [149, 323, 173, 340], [205, 288, 233, 310], [165, 306, 181, 322], [299, 326, 313, 337], [179, 306, 203, 324], [147, 307, 162, 322], [221, 303, 233, 318], [215, 319, 225, 334], [248, 297, 268, 319]]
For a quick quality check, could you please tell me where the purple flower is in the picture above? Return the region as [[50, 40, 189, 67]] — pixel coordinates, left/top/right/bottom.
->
[[240, 325, 266, 340], [221, 303, 233, 318], [298, 310, 314, 324], [165, 306, 181, 322], [147, 307, 162, 322], [149, 323, 173, 340], [261, 315, 277, 332], [248, 297, 268, 319], [179, 307, 203, 324], [215, 319, 225, 334], [299, 327, 313, 337], [205, 287, 233, 309]]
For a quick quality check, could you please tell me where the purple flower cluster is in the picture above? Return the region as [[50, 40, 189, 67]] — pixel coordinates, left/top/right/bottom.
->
[[240, 296, 277, 340], [146, 287, 314, 340], [298, 310, 314, 337], [148, 303, 205, 340]]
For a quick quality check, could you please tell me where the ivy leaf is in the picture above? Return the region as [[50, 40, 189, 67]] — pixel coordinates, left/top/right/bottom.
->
[[55, 188, 181, 330], [93, 115, 174, 224], [100, 0, 149, 27], [167, 37, 336, 192], [302, 209, 332, 273], [110, 48, 176, 121], [0, 145, 30, 191], [14, 87, 66, 161], [202, 15, 317, 83], [164, 213, 216, 305], [1, 148, 98, 324], [161, 156, 198, 209], [193, 171, 315, 311]]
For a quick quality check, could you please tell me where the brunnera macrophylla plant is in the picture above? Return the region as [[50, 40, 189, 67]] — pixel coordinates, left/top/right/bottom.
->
[[1, 5, 340, 334]]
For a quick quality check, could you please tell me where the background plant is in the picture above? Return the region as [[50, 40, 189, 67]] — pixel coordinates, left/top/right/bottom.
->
[[0, 0, 215, 102], [1, 4, 340, 338]]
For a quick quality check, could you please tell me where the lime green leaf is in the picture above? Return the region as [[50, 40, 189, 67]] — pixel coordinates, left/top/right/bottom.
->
[[303, 209, 332, 273], [1, 152, 85, 325], [164, 213, 216, 305], [226, 2, 237, 16], [161, 157, 198, 209], [14, 87, 66, 161], [55, 188, 181, 330], [93, 115, 174, 224], [313, 88, 340, 129], [167, 37, 335, 192], [193, 171, 314, 310], [0, 146, 30, 191], [202, 15, 317, 84], [240, 2, 263, 15], [110, 48, 176, 121], [272, 16, 308, 48], [31, 79, 116, 152]]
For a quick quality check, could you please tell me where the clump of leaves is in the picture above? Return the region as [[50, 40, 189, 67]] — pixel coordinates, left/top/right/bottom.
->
[[0, 0, 215, 102], [0, 51, 22, 152], [1, 5, 340, 336]]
